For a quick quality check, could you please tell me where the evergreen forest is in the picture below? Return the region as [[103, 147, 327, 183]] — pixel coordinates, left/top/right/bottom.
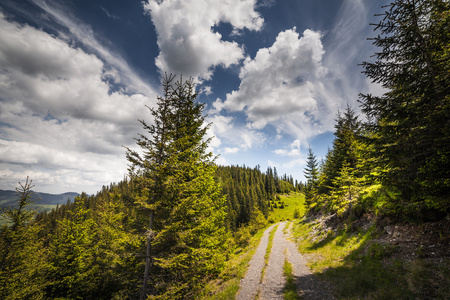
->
[[0, 0, 448, 299]]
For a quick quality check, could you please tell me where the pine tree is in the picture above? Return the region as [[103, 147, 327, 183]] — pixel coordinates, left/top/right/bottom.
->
[[46, 196, 103, 299], [360, 0, 450, 212], [303, 147, 320, 206], [126, 74, 227, 299], [0, 177, 48, 299], [319, 106, 362, 196]]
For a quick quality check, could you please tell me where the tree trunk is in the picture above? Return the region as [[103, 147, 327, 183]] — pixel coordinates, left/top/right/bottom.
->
[[140, 210, 154, 300]]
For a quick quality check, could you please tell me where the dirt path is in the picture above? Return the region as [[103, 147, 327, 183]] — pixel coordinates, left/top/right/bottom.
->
[[236, 221, 334, 300], [235, 224, 277, 300]]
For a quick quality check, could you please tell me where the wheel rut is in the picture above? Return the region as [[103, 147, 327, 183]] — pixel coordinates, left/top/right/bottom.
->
[[236, 221, 334, 300]]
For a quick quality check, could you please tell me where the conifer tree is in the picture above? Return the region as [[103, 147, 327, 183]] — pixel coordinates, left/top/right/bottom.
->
[[126, 74, 227, 299], [304, 147, 320, 206], [319, 106, 362, 196], [360, 0, 449, 211], [0, 177, 48, 299]]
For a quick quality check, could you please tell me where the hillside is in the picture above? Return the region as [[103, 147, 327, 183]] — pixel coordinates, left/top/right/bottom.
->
[[0, 189, 79, 211]]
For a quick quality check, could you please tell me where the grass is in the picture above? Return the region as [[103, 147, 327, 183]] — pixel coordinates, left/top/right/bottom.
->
[[201, 191, 306, 299], [292, 221, 372, 272], [290, 218, 450, 299], [269, 192, 306, 223], [200, 226, 268, 299], [283, 256, 301, 300], [260, 224, 278, 282]]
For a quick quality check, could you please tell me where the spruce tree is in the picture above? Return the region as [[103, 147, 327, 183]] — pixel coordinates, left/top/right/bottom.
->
[[0, 178, 48, 299], [126, 75, 227, 299], [319, 106, 362, 196], [303, 147, 320, 206], [360, 0, 449, 211]]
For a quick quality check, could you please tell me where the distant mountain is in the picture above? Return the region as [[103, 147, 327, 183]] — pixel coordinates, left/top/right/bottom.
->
[[0, 189, 79, 208]]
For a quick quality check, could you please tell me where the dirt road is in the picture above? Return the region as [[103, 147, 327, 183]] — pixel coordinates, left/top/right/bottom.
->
[[236, 221, 334, 300]]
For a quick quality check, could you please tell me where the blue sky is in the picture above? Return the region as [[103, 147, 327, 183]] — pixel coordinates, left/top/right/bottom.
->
[[0, 0, 387, 194]]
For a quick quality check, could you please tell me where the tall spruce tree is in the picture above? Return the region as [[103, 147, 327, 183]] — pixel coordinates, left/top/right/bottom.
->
[[360, 0, 449, 212], [126, 75, 227, 299]]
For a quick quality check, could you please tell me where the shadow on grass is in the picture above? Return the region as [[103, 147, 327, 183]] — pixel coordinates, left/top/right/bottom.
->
[[291, 273, 334, 300], [297, 219, 338, 252], [307, 233, 337, 251], [296, 218, 450, 299]]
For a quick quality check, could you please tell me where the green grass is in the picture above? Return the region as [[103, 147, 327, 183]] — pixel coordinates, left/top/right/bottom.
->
[[292, 221, 372, 272], [268, 192, 306, 223], [260, 225, 278, 282], [200, 226, 268, 299], [200, 192, 305, 299], [290, 218, 450, 299], [283, 254, 301, 300]]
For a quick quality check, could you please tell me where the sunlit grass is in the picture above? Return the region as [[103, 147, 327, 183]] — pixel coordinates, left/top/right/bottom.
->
[[290, 218, 450, 299], [291, 220, 372, 272], [201, 192, 306, 299], [260, 225, 278, 282], [283, 253, 301, 300], [268, 192, 306, 223], [200, 226, 267, 299]]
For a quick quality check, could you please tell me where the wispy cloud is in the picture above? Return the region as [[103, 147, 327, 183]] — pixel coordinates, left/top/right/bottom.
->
[[100, 5, 120, 20], [31, 0, 157, 97]]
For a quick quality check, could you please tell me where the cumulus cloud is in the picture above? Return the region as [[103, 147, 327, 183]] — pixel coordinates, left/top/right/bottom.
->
[[214, 28, 337, 142], [206, 114, 265, 154], [0, 12, 154, 193], [143, 0, 263, 80]]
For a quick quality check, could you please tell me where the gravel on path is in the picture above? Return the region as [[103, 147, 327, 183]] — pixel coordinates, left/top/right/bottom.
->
[[260, 221, 287, 300], [235, 224, 277, 300], [284, 222, 335, 300], [236, 221, 334, 300]]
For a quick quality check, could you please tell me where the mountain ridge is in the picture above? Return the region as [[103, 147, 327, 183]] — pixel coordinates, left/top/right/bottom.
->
[[0, 189, 79, 208]]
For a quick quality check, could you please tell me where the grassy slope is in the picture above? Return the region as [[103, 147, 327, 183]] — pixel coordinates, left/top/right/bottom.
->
[[290, 217, 450, 299], [268, 192, 306, 223]]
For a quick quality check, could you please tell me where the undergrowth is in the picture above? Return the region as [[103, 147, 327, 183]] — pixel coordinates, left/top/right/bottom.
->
[[200, 226, 267, 299], [291, 217, 450, 299]]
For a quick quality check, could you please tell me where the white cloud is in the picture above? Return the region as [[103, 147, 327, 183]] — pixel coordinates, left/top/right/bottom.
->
[[222, 147, 240, 154], [273, 139, 301, 157], [0, 13, 154, 193], [206, 114, 265, 150], [143, 0, 263, 80], [202, 85, 213, 95], [214, 28, 336, 142]]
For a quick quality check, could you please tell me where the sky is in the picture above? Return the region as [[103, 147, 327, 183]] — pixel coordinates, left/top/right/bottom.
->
[[0, 0, 388, 194]]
